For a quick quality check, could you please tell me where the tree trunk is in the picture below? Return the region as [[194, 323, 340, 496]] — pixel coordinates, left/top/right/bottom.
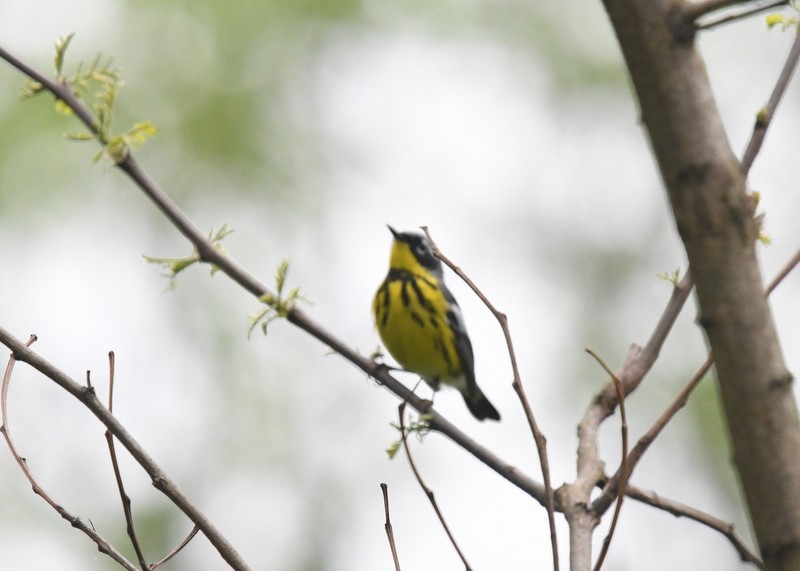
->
[[599, 1, 800, 569]]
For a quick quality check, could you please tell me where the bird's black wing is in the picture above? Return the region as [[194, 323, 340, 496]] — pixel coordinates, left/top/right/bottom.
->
[[440, 281, 477, 394]]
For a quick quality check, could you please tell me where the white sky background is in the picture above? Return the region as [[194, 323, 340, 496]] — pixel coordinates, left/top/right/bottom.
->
[[1, 1, 799, 570]]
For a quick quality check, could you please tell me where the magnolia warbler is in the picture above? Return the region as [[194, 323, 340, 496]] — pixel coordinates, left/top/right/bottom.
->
[[373, 226, 500, 421]]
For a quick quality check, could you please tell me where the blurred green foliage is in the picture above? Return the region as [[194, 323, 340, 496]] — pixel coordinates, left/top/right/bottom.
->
[[0, 0, 624, 214]]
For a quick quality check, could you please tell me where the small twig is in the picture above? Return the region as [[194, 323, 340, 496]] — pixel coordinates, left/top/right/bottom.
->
[[424, 409, 547, 502], [1, 335, 138, 571], [585, 350, 629, 571], [421, 226, 560, 571], [0, 328, 252, 571], [596, 355, 713, 517], [398, 402, 472, 570], [380, 483, 402, 571], [696, 0, 789, 29], [765, 248, 800, 295], [741, 25, 800, 173], [626, 485, 764, 569], [607, 271, 695, 404], [150, 526, 200, 570], [685, 0, 762, 21], [104, 351, 149, 570]]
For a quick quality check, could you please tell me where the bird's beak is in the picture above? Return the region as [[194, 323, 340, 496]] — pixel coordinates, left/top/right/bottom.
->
[[387, 225, 399, 238]]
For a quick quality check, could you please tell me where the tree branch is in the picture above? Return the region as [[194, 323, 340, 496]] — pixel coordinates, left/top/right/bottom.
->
[[1, 337, 139, 571], [104, 351, 149, 570], [380, 484, 402, 571], [559, 268, 693, 571], [741, 27, 800, 173], [695, 1, 789, 30], [0, 328, 252, 571], [685, 0, 767, 21], [585, 350, 629, 571], [626, 485, 764, 569], [150, 527, 200, 570]]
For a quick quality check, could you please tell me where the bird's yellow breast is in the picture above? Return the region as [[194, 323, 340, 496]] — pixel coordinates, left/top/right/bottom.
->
[[373, 270, 463, 385]]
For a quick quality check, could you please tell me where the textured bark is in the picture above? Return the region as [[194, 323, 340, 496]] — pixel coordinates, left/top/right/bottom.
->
[[600, 1, 800, 569]]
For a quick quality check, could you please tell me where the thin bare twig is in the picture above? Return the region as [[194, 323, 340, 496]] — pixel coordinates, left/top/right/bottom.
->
[[421, 226, 560, 571], [1, 336, 139, 571], [594, 355, 713, 517], [586, 350, 629, 571], [766, 248, 800, 295], [626, 485, 764, 569], [598, 271, 695, 414], [380, 483, 402, 571], [150, 526, 200, 570], [425, 410, 547, 502], [0, 328, 252, 571], [696, 0, 789, 30], [104, 351, 149, 570], [398, 403, 472, 570], [741, 26, 800, 173], [685, 0, 763, 21]]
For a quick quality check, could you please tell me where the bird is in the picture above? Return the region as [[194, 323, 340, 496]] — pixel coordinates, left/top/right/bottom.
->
[[372, 226, 500, 421]]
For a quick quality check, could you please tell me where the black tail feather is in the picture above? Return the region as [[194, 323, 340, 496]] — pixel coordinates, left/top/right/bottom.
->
[[464, 388, 500, 421]]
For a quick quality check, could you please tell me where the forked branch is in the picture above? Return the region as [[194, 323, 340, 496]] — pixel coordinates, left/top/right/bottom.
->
[[1, 336, 138, 571], [0, 328, 252, 571]]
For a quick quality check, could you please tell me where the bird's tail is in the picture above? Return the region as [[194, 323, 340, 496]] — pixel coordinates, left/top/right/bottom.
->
[[463, 387, 501, 421]]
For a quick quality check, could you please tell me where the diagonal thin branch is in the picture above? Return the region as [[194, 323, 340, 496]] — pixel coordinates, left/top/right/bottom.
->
[[150, 526, 200, 570], [741, 26, 800, 173], [592, 356, 712, 515], [696, 0, 789, 30], [685, 0, 767, 21], [425, 408, 547, 502], [765, 248, 800, 295], [1, 336, 139, 571], [104, 351, 149, 570], [380, 484, 402, 571], [626, 485, 764, 569], [398, 403, 471, 570], [421, 226, 560, 571]]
